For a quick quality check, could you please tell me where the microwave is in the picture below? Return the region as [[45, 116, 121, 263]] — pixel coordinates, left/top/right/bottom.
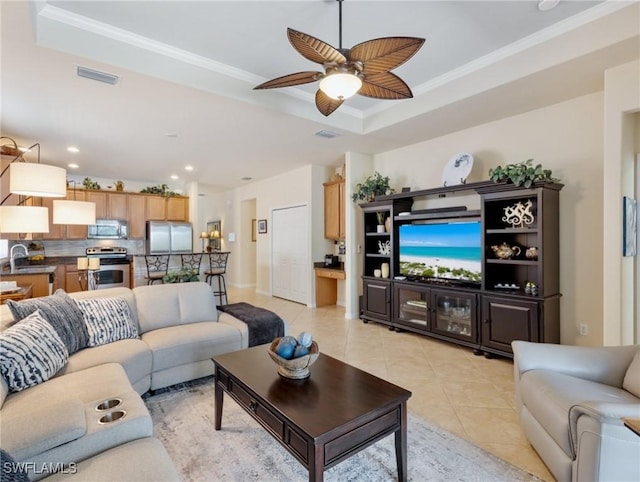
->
[[88, 219, 128, 239]]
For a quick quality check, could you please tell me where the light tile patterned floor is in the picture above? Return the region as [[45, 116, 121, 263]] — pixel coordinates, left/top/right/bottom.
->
[[228, 287, 555, 481]]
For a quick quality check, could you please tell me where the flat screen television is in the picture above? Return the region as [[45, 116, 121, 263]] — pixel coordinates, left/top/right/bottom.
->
[[398, 220, 482, 285]]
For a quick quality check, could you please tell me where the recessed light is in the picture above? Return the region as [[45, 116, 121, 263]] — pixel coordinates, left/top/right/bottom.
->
[[165, 133, 178, 138], [314, 130, 340, 139], [170, 175, 179, 180], [67, 146, 79, 153], [538, 0, 559, 11], [184, 166, 194, 171], [241, 176, 252, 181], [68, 163, 79, 169]]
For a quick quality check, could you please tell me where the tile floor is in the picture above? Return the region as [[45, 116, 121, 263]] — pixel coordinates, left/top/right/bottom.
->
[[228, 287, 555, 481]]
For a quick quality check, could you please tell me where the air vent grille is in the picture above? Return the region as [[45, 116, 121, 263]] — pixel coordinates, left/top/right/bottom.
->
[[77, 66, 119, 85], [314, 130, 340, 139]]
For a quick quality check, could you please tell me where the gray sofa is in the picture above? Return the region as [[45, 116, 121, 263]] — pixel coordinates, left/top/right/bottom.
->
[[0, 282, 275, 481], [512, 340, 640, 482]]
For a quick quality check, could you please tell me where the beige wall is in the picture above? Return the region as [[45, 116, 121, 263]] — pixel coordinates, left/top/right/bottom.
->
[[370, 92, 604, 346], [603, 60, 640, 346], [226, 164, 333, 306]]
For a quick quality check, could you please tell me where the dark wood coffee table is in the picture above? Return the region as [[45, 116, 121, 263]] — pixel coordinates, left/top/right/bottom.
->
[[213, 346, 411, 482]]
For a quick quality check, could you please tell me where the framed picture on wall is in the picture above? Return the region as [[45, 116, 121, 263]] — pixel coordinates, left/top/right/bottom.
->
[[251, 219, 257, 242], [623, 196, 637, 257], [258, 219, 267, 234]]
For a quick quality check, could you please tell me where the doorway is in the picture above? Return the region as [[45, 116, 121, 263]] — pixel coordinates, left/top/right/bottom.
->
[[271, 204, 308, 304]]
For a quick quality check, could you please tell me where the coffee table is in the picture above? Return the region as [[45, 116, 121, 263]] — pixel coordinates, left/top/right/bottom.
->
[[213, 346, 411, 482]]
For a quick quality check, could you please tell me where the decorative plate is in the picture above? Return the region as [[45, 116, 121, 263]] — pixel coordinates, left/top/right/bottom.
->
[[442, 152, 474, 187]]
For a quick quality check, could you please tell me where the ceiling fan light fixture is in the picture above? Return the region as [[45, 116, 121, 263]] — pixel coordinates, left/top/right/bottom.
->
[[319, 72, 362, 100]]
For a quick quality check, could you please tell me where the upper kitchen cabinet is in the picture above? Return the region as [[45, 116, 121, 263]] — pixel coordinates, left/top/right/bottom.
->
[[127, 195, 146, 239], [146, 195, 189, 222], [85, 191, 127, 219], [38, 190, 87, 240], [323, 179, 345, 240]]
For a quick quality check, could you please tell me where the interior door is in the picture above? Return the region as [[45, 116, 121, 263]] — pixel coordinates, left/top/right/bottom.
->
[[272, 205, 308, 304]]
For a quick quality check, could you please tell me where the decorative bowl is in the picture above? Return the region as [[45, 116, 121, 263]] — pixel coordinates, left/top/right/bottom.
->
[[268, 338, 319, 379]]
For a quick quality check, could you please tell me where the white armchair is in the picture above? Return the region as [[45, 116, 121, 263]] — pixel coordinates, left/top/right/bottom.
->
[[512, 341, 640, 482]]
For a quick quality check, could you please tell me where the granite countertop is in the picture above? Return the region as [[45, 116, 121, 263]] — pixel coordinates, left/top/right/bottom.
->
[[313, 262, 345, 271], [1, 265, 57, 275]]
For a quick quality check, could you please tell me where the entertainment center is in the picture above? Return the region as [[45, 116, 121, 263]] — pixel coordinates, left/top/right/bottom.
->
[[359, 180, 562, 358]]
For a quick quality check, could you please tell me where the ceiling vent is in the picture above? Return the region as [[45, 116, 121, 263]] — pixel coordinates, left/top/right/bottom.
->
[[77, 66, 119, 85], [314, 130, 340, 139]]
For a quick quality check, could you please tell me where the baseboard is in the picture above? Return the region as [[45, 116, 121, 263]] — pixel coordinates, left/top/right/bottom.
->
[[229, 282, 256, 289], [345, 311, 360, 320], [256, 289, 270, 297]]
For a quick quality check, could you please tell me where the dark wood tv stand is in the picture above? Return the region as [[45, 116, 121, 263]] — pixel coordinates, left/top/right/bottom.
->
[[359, 181, 562, 358]]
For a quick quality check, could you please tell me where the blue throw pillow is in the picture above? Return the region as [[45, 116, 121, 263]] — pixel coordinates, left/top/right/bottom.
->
[[0, 310, 69, 392], [6, 289, 89, 354]]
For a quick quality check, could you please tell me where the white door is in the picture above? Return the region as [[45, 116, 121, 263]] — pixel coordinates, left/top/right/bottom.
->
[[272, 205, 308, 304]]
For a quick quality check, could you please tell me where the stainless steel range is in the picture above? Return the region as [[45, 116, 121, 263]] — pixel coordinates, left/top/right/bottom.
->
[[86, 247, 131, 289]]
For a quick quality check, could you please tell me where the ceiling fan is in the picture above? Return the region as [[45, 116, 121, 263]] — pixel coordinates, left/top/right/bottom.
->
[[254, 0, 425, 116]]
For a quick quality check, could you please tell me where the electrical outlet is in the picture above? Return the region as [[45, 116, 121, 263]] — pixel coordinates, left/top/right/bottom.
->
[[579, 324, 588, 336]]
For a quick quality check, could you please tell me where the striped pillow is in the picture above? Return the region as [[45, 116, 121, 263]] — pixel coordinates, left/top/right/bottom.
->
[[0, 310, 69, 392], [76, 297, 139, 347]]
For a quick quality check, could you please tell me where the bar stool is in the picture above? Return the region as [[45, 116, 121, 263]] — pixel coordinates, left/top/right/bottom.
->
[[180, 253, 203, 274], [205, 252, 229, 305], [144, 254, 170, 285]]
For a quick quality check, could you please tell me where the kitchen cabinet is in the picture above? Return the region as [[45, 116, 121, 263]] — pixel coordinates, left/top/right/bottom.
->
[[167, 196, 188, 221], [40, 196, 64, 240], [84, 191, 127, 219], [362, 278, 392, 326], [1, 273, 50, 298], [128, 195, 146, 239], [52, 265, 65, 292], [39, 190, 87, 240], [65, 263, 83, 293], [65, 190, 89, 239], [146, 195, 189, 222], [323, 180, 345, 239]]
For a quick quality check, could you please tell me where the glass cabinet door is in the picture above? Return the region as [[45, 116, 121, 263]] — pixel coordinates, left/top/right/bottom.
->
[[394, 284, 429, 332], [431, 290, 477, 342]]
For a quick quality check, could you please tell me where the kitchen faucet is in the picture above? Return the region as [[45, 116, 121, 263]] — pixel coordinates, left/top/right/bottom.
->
[[10, 243, 28, 273]]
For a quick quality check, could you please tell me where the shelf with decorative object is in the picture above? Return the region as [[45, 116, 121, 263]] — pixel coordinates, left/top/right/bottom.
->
[[358, 179, 562, 358]]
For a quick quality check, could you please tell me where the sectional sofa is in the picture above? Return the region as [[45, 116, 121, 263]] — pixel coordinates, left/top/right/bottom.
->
[[0, 282, 279, 481]]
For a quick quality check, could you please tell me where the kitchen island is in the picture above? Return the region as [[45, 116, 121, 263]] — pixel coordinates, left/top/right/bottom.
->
[[1, 265, 57, 298]]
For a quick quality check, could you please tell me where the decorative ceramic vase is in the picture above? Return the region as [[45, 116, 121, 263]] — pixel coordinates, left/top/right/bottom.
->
[[376, 225, 385, 233], [384, 217, 391, 233], [374, 269, 382, 278], [381, 263, 390, 278], [525, 247, 538, 259]]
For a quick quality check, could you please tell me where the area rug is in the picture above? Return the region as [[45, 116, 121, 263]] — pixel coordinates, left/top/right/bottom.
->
[[145, 377, 541, 482]]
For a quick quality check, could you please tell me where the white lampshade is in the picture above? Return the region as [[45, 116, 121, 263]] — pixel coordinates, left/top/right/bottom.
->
[[0, 206, 50, 233], [319, 72, 363, 100], [53, 200, 96, 225], [10, 163, 66, 197]]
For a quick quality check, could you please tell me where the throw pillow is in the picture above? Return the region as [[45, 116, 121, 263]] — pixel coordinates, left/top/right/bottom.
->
[[0, 310, 69, 392], [76, 297, 139, 347], [623, 350, 640, 398], [5, 289, 89, 354], [0, 449, 29, 482]]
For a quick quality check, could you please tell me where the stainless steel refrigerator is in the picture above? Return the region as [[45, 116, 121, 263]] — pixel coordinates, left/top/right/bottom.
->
[[146, 221, 193, 253]]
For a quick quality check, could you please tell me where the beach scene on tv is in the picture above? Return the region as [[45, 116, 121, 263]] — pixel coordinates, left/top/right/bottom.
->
[[398, 221, 482, 284]]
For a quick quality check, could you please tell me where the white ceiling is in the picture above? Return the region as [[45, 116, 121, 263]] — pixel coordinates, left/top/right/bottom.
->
[[1, 1, 639, 190]]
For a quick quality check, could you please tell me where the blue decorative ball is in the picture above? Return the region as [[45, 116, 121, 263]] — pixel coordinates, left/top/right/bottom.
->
[[276, 342, 296, 360], [279, 336, 297, 346], [293, 345, 309, 358], [297, 332, 313, 348]]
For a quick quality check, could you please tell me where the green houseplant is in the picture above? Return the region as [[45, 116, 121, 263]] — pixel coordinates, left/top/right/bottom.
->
[[352, 171, 394, 202], [140, 183, 178, 197], [489, 159, 560, 188], [162, 267, 199, 283]]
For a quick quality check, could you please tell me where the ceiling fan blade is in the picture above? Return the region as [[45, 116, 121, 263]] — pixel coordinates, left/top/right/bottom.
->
[[358, 72, 413, 100], [288, 28, 346, 65], [349, 37, 425, 74], [315, 89, 344, 117], [254, 71, 322, 90]]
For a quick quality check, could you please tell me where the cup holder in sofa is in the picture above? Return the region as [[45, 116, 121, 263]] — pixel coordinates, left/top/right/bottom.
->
[[98, 410, 127, 424], [96, 398, 122, 411]]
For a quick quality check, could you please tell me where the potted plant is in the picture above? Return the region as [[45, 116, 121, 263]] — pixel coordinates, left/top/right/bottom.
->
[[352, 171, 394, 202], [489, 159, 560, 188], [162, 267, 199, 283], [376, 212, 386, 233]]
